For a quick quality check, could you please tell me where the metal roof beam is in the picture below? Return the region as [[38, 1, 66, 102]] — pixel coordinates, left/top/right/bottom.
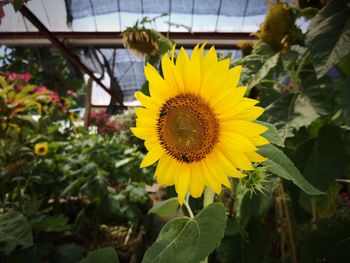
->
[[0, 32, 256, 48]]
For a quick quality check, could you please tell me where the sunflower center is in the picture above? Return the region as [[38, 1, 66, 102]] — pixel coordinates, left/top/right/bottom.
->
[[157, 93, 219, 163], [38, 147, 45, 153]]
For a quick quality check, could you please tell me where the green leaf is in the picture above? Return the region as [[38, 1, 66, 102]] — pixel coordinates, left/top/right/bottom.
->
[[142, 202, 226, 263], [216, 221, 270, 263], [0, 211, 33, 253], [249, 53, 280, 88], [80, 248, 119, 263], [262, 93, 319, 139], [148, 198, 179, 218], [52, 243, 85, 263], [257, 121, 284, 147], [30, 214, 70, 232], [291, 125, 350, 191], [306, 0, 350, 78], [12, 0, 24, 11], [259, 144, 323, 195]]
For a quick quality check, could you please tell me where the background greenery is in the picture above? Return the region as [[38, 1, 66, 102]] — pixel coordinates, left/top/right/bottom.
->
[[1, 0, 350, 262]]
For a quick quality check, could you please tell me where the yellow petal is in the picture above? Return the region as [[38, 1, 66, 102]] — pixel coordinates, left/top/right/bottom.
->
[[246, 151, 267, 162], [212, 148, 247, 178], [140, 144, 164, 168], [175, 163, 190, 205], [189, 168, 205, 198], [131, 127, 157, 140], [217, 142, 254, 170], [205, 154, 231, 188], [250, 135, 270, 146], [155, 155, 172, 184], [201, 46, 218, 76], [161, 54, 183, 95], [134, 91, 160, 110], [200, 160, 222, 194], [213, 87, 247, 114], [228, 106, 264, 121], [145, 63, 172, 101], [219, 132, 257, 152], [220, 120, 268, 137]]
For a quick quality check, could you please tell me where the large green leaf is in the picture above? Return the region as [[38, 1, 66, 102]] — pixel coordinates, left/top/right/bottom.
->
[[291, 125, 350, 191], [259, 144, 323, 195], [52, 243, 85, 263], [0, 211, 33, 253], [257, 121, 284, 147], [80, 248, 119, 263], [262, 93, 318, 139], [148, 197, 179, 218], [306, 0, 350, 78], [249, 53, 280, 88], [216, 221, 270, 263], [142, 202, 226, 263]]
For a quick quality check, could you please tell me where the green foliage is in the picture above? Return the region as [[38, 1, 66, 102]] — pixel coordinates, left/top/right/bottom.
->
[[51, 244, 85, 263], [0, 75, 146, 261], [0, 211, 33, 254], [142, 203, 226, 263], [306, 0, 350, 78], [80, 247, 119, 263], [300, 219, 350, 263], [148, 197, 179, 218], [259, 144, 323, 195], [216, 220, 270, 263]]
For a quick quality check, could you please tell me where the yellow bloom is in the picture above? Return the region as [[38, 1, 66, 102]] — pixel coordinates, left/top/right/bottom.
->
[[34, 142, 49, 156], [69, 112, 79, 122], [132, 44, 269, 204]]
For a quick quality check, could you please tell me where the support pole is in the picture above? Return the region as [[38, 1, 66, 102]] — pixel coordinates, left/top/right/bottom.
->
[[19, 5, 125, 108]]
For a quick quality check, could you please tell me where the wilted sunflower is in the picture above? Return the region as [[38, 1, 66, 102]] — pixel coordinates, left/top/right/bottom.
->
[[34, 142, 49, 156], [132, 44, 269, 204]]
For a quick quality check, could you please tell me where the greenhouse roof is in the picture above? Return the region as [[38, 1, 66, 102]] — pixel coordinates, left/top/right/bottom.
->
[[1, 0, 273, 33], [0, 0, 284, 105]]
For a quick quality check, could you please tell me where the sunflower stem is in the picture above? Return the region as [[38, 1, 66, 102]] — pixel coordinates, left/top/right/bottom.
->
[[184, 194, 194, 218], [203, 187, 215, 208]]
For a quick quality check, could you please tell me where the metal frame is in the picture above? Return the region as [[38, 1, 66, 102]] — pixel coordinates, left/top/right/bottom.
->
[[0, 32, 256, 48]]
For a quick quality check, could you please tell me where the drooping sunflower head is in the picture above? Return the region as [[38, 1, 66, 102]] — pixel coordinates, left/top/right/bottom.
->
[[132, 44, 269, 204], [122, 27, 160, 57], [34, 142, 49, 156]]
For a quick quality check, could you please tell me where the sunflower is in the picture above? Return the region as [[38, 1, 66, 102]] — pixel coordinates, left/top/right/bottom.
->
[[69, 112, 80, 122], [34, 142, 49, 156], [131, 44, 269, 204]]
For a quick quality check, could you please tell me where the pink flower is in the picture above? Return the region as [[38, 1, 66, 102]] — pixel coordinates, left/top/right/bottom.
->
[[15, 85, 24, 92], [35, 86, 48, 93], [341, 192, 350, 202], [5, 72, 18, 80], [52, 93, 60, 102], [21, 73, 32, 82], [0, 5, 5, 21], [67, 89, 77, 97]]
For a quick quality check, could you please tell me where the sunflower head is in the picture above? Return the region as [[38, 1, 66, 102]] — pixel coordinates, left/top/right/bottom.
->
[[237, 41, 255, 57], [122, 27, 160, 57], [69, 112, 80, 122], [34, 142, 49, 156], [256, 1, 296, 52], [132, 44, 269, 204]]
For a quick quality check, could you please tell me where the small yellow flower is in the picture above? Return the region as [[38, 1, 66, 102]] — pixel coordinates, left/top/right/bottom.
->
[[69, 112, 79, 122], [34, 142, 49, 156], [132, 44, 269, 204]]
